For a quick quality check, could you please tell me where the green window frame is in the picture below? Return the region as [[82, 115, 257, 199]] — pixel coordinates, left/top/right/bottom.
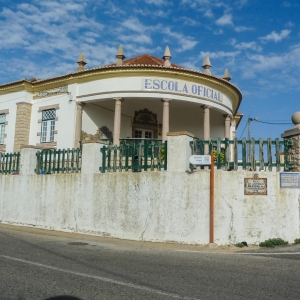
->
[[41, 109, 56, 143]]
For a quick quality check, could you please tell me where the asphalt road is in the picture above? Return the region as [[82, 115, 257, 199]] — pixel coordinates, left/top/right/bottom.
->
[[1, 225, 300, 300]]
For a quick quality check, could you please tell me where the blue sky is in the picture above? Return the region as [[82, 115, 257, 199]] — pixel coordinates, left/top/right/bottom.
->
[[0, 0, 299, 139]]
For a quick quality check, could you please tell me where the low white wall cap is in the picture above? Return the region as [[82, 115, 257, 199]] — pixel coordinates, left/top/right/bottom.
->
[[82, 140, 110, 145], [167, 131, 194, 138]]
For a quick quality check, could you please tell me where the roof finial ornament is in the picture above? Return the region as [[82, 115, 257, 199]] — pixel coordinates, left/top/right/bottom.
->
[[116, 45, 125, 66], [223, 68, 231, 81], [163, 46, 172, 67], [202, 55, 212, 75], [77, 52, 87, 72]]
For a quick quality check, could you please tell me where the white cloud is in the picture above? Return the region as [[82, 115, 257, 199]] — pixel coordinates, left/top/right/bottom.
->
[[204, 9, 213, 18], [181, 61, 199, 70], [234, 26, 254, 32], [239, 44, 300, 79], [177, 40, 198, 52], [119, 34, 152, 45], [124, 44, 161, 57], [235, 0, 248, 8], [145, 0, 170, 5], [285, 21, 294, 27], [216, 14, 233, 26], [103, 1, 126, 16], [260, 30, 291, 43], [122, 18, 150, 33], [233, 41, 262, 52], [180, 0, 226, 18], [177, 17, 200, 26], [248, 54, 285, 71], [0, 1, 104, 54], [213, 29, 223, 35], [134, 8, 169, 17], [163, 27, 198, 52], [200, 51, 240, 59]]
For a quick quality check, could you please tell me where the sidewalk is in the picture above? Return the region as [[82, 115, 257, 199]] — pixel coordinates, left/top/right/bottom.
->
[[0, 223, 260, 254]]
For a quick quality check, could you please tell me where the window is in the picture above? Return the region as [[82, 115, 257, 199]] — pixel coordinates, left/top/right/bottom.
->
[[41, 109, 56, 143], [134, 129, 153, 139], [0, 114, 6, 144]]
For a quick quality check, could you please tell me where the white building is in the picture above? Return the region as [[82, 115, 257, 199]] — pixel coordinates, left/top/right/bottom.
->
[[0, 46, 242, 153]]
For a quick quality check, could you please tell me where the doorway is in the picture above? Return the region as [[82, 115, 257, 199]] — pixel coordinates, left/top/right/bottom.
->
[[134, 129, 153, 139]]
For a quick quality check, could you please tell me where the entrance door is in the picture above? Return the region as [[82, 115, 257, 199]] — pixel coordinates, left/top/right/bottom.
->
[[134, 129, 153, 139]]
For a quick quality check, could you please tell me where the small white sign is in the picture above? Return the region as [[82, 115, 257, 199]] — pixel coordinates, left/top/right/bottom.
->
[[189, 155, 211, 165]]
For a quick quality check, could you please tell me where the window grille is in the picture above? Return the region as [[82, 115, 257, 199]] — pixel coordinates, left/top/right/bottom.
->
[[0, 114, 6, 145], [41, 109, 56, 143]]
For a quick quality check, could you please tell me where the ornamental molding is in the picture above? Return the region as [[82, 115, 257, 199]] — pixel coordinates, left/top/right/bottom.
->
[[33, 86, 68, 99]]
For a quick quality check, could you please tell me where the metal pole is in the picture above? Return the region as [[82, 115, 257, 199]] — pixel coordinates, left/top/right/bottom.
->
[[247, 118, 251, 167], [210, 153, 214, 244]]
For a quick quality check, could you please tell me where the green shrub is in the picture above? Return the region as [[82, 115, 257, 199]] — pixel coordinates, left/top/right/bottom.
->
[[294, 238, 300, 244], [234, 243, 244, 248], [259, 238, 288, 248], [212, 149, 225, 162]]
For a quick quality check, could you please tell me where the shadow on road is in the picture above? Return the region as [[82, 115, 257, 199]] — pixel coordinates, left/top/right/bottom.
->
[[45, 296, 82, 300]]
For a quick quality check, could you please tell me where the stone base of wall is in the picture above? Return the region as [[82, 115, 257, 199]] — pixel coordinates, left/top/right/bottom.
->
[[0, 170, 299, 245]]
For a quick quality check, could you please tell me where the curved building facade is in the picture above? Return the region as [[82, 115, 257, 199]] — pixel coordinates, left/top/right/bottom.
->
[[0, 46, 242, 152]]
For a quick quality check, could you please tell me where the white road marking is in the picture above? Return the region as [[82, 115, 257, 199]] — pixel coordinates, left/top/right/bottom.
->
[[235, 252, 300, 255], [175, 250, 231, 254], [175, 250, 300, 255], [0, 254, 200, 300]]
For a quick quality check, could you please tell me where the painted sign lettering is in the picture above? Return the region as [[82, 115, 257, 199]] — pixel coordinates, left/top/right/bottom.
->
[[143, 78, 223, 103]]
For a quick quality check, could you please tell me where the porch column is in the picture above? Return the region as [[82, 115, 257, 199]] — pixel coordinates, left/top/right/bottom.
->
[[224, 114, 232, 139], [74, 102, 84, 148], [113, 98, 123, 146], [224, 114, 232, 166], [202, 105, 211, 154], [162, 98, 171, 142]]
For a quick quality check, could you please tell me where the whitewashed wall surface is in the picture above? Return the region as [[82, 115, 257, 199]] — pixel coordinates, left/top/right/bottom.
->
[[0, 135, 299, 245]]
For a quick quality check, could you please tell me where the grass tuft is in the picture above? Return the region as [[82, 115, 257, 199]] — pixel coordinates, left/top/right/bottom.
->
[[259, 238, 288, 248], [234, 243, 244, 248]]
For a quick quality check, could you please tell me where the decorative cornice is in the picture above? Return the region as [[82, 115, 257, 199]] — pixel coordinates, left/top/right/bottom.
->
[[0, 64, 242, 114]]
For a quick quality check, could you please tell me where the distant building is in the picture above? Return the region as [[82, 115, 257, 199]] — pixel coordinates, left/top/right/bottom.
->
[[0, 46, 242, 153]]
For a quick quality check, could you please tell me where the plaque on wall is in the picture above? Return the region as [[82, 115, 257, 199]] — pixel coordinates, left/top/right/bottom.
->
[[244, 173, 267, 195], [33, 86, 68, 99], [280, 172, 300, 188]]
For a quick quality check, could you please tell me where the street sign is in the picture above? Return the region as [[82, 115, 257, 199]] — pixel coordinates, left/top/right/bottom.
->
[[280, 172, 300, 188], [189, 155, 211, 165]]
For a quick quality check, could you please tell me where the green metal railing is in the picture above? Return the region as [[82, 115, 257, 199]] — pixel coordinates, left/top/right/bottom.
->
[[35, 148, 82, 174], [190, 138, 293, 171], [0, 152, 20, 174], [100, 140, 167, 173]]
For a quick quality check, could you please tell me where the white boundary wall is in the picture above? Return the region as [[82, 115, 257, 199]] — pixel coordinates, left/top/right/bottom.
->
[[0, 134, 299, 245]]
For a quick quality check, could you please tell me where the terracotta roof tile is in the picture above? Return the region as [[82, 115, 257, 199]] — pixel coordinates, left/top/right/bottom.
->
[[123, 54, 182, 68]]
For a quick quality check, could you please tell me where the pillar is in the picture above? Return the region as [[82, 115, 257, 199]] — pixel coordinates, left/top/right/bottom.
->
[[74, 102, 84, 148], [224, 114, 232, 139], [81, 141, 107, 174], [224, 114, 232, 167], [162, 98, 171, 142], [281, 112, 300, 171], [167, 131, 194, 172], [19, 146, 41, 175], [113, 98, 123, 146], [202, 105, 211, 154], [14, 102, 32, 152]]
